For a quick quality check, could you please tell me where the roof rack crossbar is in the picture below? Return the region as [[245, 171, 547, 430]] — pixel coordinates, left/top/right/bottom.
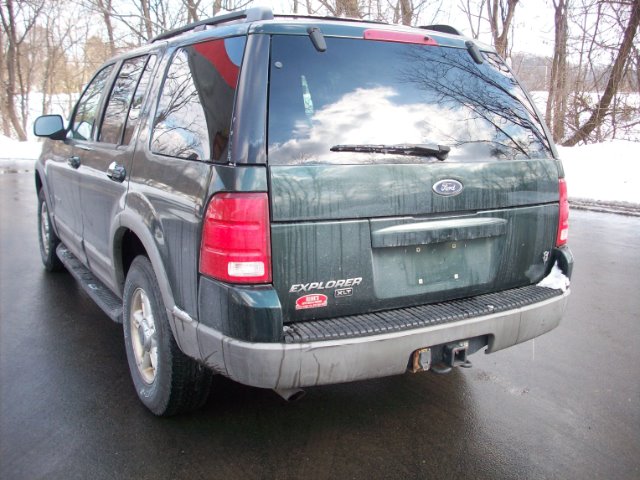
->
[[151, 6, 274, 43], [419, 24, 462, 36]]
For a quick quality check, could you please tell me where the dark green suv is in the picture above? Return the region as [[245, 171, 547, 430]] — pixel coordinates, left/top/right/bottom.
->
[[33, 7, 573, 415]]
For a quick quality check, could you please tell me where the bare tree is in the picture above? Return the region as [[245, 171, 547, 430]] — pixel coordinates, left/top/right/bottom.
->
[[0, 31, 10, 136], [95, 0, 116, 55], [563, 0, 640, 146], [318, 0, 363, 18], [390, 0, 441, 25], [184, 0, 201, 22], [485, 0, 518, 58], [0, 0, 45, 140], [459, 0, 486, 39], [545, 0, 570, 142], [397, 0, 415, 25]]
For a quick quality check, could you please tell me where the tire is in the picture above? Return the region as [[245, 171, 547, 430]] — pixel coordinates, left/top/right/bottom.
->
[[123, 255, 212, 416], [37, 188, 64, 272]]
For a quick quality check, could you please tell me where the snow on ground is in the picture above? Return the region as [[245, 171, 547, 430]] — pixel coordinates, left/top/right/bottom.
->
[[558, 140, 640, 205], [1, 135, 638, 207], [0, 135, 42, 161]]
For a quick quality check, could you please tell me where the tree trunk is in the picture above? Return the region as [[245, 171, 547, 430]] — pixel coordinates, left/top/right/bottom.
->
[[563, 0, 640, 146], [545, 0, 569, 142], [398, 0, 413, 25], [0, 23, 11, 136], [213, 0, 222, 16], [486, 0, 518, 59], [140, 0, 154, 41], [96, 0, 116, 55], [320, 0, 362, 18]]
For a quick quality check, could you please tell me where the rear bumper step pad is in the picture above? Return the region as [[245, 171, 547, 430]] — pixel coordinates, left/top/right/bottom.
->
[[283, 285, 563, 344]]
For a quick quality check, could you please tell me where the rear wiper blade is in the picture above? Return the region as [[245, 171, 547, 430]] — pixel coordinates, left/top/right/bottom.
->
[[330, 143, 450, 161]]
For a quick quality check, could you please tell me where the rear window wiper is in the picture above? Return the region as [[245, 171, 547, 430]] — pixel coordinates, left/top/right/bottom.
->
[[330, 143, 450, 161]]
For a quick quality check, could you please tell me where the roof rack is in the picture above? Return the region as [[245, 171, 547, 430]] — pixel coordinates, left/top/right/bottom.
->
[[419, 24, 462, 36], [274, 13, 387, 26], [151, 6, 274, 43]]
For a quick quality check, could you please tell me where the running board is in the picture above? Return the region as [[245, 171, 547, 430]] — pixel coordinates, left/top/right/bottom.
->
[[56, 244, 123, 323]]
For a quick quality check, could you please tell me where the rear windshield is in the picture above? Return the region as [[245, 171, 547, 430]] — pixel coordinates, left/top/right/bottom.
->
[[268, 35, 553, 165]]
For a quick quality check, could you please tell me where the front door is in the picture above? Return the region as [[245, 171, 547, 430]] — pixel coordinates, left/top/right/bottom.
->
[[49, 64, 115, 263]]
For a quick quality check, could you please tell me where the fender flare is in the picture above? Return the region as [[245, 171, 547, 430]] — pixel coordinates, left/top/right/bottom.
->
[[114, 208, 185, 341]]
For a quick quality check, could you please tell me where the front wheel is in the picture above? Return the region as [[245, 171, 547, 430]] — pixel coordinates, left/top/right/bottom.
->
[[123, 255, 212, 416], [37, 189, 63, 272]]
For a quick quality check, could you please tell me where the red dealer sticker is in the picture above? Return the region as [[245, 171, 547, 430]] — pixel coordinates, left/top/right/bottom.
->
[[295, 294, 328, 310]]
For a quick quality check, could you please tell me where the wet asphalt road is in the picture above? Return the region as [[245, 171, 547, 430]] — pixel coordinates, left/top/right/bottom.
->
[[1, 171, 639, 480]]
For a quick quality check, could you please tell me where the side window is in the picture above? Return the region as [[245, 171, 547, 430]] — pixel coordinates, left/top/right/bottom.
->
[[99, 56, 148, 144], [151, 36, 245, 161], [72, 65, 114, 140], [122, 55, 157, 145]]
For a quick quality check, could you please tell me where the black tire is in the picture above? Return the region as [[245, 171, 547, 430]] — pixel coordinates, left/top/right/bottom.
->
[[37, 188, 64, 272], [123, 255, 212, 416]]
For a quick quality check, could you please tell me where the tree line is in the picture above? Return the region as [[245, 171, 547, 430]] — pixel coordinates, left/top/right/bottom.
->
[[1, 0, 638, 145]]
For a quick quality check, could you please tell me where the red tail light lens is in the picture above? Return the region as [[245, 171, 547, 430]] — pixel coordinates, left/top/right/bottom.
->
[[200, 193, 271, 284], [556, 178, 569, 246]]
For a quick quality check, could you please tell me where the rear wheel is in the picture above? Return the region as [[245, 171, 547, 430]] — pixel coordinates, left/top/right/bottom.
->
[[123, 255, 212, 416], [37, 189, 63, 272]]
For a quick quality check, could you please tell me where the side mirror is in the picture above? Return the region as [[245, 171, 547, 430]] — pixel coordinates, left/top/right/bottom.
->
[[33, 115, 66, 140]]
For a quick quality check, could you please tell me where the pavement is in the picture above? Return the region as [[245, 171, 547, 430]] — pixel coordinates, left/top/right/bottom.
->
[[568, 197, 640, 217], [1, 170, 639, 479]]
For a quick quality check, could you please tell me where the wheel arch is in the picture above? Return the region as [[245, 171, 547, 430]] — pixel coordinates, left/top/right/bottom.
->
[[114, 212, 177, 322], [35, 166, 61, 239], [35, 170, 43, 193]]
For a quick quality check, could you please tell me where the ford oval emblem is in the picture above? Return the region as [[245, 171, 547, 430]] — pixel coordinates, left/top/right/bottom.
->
[[433, 179, 463, 196]]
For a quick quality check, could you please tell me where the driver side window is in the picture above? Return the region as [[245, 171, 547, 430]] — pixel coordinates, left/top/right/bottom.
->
[[71, 65, 114, 141]]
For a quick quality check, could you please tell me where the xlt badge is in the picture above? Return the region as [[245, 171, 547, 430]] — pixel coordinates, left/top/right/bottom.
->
[[334, 288, 353, 298]]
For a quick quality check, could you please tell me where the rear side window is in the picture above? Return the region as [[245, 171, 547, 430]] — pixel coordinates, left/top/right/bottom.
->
[[71, 65, 114, 141], [99, 56, 148, 144], [122, 55, 157, 145], [151, 36, 245, 161], [268, 36, 553, 164]]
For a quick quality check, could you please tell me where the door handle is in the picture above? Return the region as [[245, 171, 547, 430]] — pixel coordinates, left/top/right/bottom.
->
[[67, 156, 81, 169], [107, 161, 126, 183]]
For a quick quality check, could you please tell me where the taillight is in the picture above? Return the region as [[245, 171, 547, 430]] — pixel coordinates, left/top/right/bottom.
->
[[556, 178, 569, 246], [199, 192, 271, 284]]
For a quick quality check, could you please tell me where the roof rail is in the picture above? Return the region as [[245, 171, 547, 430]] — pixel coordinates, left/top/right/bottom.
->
[[274, 13, 387, 25], [419, 24, 462, 36], [151, 6, 274, 43]]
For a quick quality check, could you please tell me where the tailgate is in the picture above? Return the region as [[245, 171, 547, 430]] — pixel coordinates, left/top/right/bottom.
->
[[265, 33, 562, 322], [270, 160, 561, 322]]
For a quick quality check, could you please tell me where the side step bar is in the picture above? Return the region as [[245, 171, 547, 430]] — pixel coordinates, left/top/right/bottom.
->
[[56, 244, 123, 323]]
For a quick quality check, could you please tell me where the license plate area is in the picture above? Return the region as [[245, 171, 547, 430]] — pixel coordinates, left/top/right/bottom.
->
[[372, 237, 502, 299]]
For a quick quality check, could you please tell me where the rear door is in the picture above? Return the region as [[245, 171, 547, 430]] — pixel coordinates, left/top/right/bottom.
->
[[79, 55, 157, 291], [266, 34, 561, 322]]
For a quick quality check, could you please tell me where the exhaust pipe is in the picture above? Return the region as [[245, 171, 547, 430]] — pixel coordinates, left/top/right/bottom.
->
[[273, 388, 306, 402]]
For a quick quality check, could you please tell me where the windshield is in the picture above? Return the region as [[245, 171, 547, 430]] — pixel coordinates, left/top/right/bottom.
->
[[267, 35, 553, 165]]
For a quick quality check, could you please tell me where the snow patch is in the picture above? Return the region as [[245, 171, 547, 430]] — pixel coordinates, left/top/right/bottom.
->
[[0, 134, 42, 161], [537, 262, 571, 292]]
